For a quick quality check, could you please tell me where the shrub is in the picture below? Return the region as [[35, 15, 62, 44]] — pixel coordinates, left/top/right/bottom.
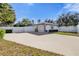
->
[[49, 30, 58, 32], [6, 29, 12, 33], [0, 29, 5, 39]]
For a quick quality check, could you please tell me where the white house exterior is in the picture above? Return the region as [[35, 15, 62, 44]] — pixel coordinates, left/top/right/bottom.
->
[[32, 23, 58, 32]]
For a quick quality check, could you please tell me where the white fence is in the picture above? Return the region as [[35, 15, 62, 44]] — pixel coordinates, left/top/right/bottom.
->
[[0, 26, 35, 33], [13, 26, 35, 33], [77, 24, 79, 33], [58, 26, 77, 32], [0, 24, 79, 33], [58, 24, 79, 33]]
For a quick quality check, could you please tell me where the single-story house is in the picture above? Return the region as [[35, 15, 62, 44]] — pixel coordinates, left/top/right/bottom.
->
[[32, 22, 58, 32]]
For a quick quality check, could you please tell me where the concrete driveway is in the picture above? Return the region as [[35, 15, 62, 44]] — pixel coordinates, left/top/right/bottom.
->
[[4, 33, 79, 56]]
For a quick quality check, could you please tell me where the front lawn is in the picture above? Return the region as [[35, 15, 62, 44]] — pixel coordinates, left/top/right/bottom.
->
[[54, 32, 79, 37], [0, 39, 62, 56]]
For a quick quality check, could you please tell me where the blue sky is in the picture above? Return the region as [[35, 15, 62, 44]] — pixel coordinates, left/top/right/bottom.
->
[[10, 3, 79, 23]]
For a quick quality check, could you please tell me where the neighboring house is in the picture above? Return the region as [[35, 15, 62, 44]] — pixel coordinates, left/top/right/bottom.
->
[[32, 22, 58, 32]]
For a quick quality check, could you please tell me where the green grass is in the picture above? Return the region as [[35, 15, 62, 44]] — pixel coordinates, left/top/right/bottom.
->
[[54, 32, 79, 37], [0, 39, 62, 56]]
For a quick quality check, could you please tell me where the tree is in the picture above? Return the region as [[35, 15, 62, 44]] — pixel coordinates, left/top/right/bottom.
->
[[45, 19, 53, 23], [21, 18, 32, 26], [32, 20, 34, 24], [14, 21, 22, 27], [45, 19, 48, 22], [0, 3, 16, 26], [38, 19, 41, 24], [14, 18, 32, 27], [57, 12, 79, 26]]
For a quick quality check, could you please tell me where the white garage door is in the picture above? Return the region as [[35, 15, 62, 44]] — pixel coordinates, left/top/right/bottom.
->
[[38, 25, 44, 32]]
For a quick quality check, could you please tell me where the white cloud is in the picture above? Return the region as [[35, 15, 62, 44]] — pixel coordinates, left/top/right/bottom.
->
[[56, 3, 79, 17], [64, 3, 79, 12], [53, 4, 77, 20], [63, 4, 72, 9]]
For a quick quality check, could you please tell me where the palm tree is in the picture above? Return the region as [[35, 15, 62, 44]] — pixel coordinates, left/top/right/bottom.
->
[[38, 19, 41, 24], [57, 12, 79, 26]]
